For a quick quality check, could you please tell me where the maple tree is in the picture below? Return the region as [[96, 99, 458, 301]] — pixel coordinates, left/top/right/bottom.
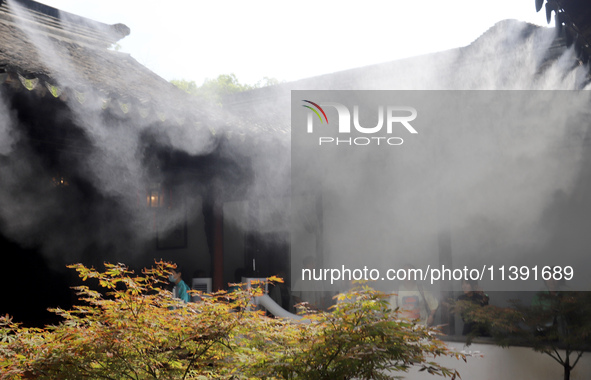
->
[[1, 261, 464, 379]]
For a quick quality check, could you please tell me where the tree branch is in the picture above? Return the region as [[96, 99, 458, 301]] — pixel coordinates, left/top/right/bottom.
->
[[570, 350, 585, 370]]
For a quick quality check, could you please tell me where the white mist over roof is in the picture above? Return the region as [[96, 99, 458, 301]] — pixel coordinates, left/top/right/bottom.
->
[[227, 20, 591, 292]]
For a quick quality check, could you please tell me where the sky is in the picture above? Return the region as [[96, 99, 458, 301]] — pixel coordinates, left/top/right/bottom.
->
[[34, 0, 552, 86]]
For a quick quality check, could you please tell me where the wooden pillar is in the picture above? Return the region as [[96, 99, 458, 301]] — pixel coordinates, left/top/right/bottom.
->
[[437, 176, 454, 335], [212, 202, 224, 291], [436, 136, 454, 334], [438, 228, 455, 335], [315, 192, 324, 267], [245, 199, 259, 275]]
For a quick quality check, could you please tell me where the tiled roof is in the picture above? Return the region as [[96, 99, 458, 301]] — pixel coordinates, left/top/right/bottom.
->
[[0, 0, 200, 120]]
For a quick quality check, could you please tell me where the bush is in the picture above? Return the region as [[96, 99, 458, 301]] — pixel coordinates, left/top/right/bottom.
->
[[1, 262, 464, 379]]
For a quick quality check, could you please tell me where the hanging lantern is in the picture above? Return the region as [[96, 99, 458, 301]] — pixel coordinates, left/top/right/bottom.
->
[[17, 73, 39, 91], [52, 176, 68, 187], [147, 182, 168, 208], [147, 188, 164, 208], [44, 82, 62, 98], [74, 90, 86, 104]]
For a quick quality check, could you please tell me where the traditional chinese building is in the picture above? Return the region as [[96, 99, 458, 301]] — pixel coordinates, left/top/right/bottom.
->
[[0, 0, 276, 325]]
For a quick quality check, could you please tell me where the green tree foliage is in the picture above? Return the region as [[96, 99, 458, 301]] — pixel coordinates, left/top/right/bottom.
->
[[1, 262, 464, 379], [171, 74, 280, 104], [453, 291, 591, 380]]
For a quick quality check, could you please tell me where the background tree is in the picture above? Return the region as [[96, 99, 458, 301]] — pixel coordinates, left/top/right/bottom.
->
[[171, 74, 281, 104], [453, 290, 591, 380]]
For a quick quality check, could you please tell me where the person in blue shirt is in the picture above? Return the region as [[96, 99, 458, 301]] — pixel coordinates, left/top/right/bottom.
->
[[169, 269, 191, 303]]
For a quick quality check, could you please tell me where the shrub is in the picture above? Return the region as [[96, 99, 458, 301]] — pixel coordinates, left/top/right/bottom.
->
[[1, 262, 464, 379]]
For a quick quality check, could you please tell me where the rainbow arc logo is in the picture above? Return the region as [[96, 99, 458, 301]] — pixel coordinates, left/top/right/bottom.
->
[[302, 100, 328, 124]]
